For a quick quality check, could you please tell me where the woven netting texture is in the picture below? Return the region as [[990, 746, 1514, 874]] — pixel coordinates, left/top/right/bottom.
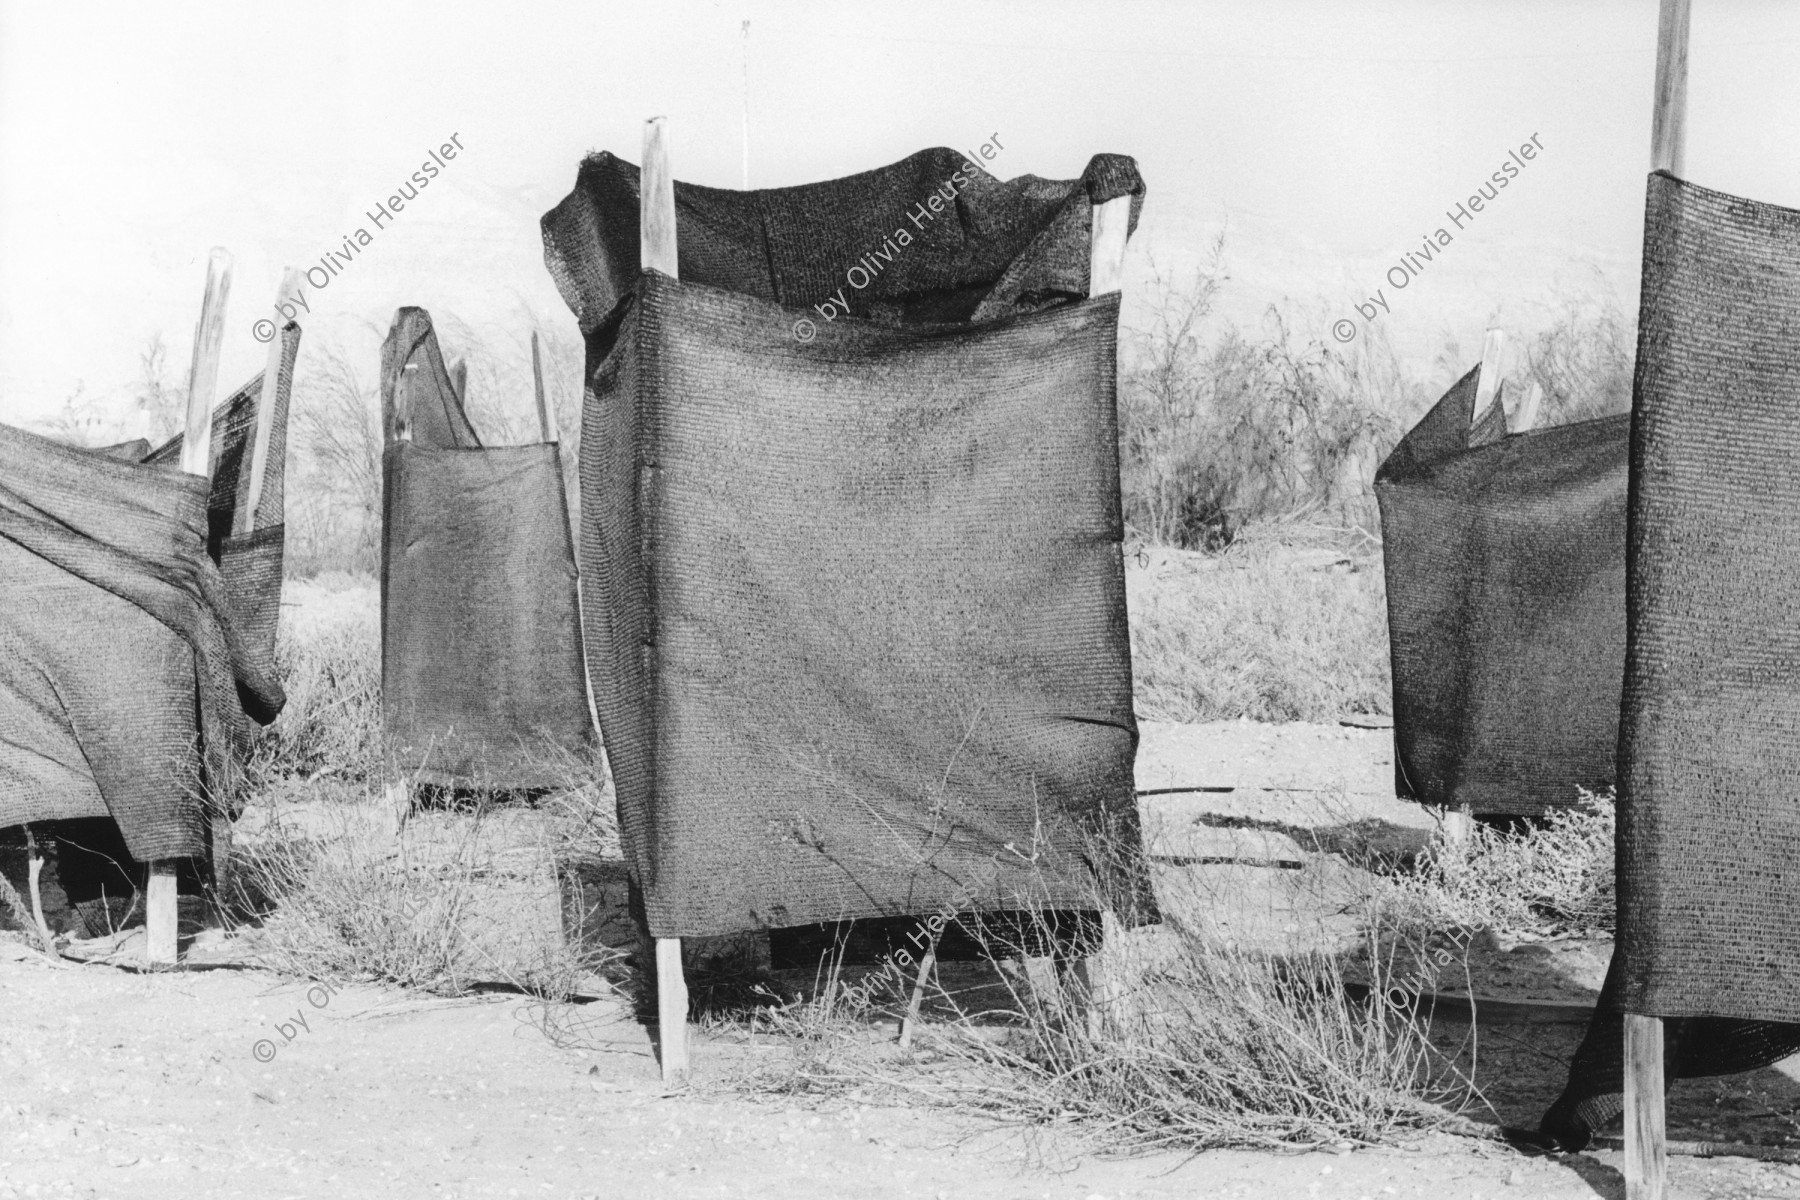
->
[[0, 409, 287, 860], [1619, 172, 1800, 1022], [145, 323, 301, 670], [542, 147, 1144, 337], [379, 307, 593, 788], [564, 264, 1150, 938], [1376, 366, 1628, 816], [1540, 171, 1800, 1146], [1540, 956, 1800, 1149], [545, 150, 1149, 938]]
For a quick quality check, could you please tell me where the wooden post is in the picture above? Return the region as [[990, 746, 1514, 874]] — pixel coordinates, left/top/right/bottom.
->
[[1652, 0, 1691, 178], [240, 268, 302, 536], [447, 358, 468, 407], [1626, 1013, 1667, 1200], [1473, 328, 1506, 429], [640, 116, 690, 1086], [384, 362, 418, 838], [22, 827, 58, 958], [151, 246, 233, 965], [1042, 198, 1135, 1038], [1442, 803, 1475, 845], [897, 935, 940, 1050], [532, 330, 557, 444], [1626, 1, 1689, 1189], [178, 248, 234, 477], [641, 117, 678, 279], [1089, 195, 1132, 298], [656, 938, 690, 1086], [1515, 380, 1546, 434]]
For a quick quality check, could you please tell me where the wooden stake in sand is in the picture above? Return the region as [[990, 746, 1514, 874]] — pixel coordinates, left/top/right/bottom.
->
[[1515, 380, 1546, 434], [384, 362, 419, 837], [640, 114, 690, 1088], [151, 246, 234, 966], [1047, 197, 1138, 1040], [240, 268, 303, 538], [1626, 2, 1689, 1196], [23, 827, 58, 958], [898, 933, 940, 1051], [1472, 327, 1507, 431], [1089, 194, 1132, 299], [447, 358, 468, 407], [532, 330, 557, 444]]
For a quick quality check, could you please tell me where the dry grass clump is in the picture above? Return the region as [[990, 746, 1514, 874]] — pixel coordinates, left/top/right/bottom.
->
[[1373, 790, 1616, 939], [228, 774, 620, 1000], [250, 617, 383, 788], [711, 851, 1471, 1153], [1128, 518, 1390, 723]]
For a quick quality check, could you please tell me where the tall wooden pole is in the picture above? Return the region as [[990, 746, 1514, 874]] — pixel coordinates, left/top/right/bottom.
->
[[1515, 380, 1546, 433], [642, 115, 689, 1088], [240, 268, 302, 536], [1651, 0, 1691, 177], [1627, 3, 1689, 1196], [384, 361, 418, 838], [1432, 326, 1508, 848], [532, 330, 557, 444], [152, 246, 234, 966], [1626, 1014, 1668, 1200], [1473, 327, 1507, 430], [1089, 195, 1131, 298], [178, 248, 234, 477]]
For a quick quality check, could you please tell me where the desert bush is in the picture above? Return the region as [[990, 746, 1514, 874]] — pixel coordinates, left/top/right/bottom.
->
[[1119, 248, 1411, 549], [250, 613, 383, 787], [231, 785, 617, 998], [1522, 284, 1636, 427], [1127, 517, 1391, 722], [714, 856, 1467, 1151], [1375, 789, 1616, 938]]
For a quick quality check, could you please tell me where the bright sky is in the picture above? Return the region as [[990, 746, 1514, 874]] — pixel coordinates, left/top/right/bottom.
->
[[3, 0, 1798, 424]]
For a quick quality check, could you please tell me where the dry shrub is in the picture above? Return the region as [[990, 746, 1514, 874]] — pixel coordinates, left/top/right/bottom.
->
[[250, 613, 382, 788], [1127, 520, 1390, 723], [1119, 248, 1413, 551], [712, 831, 1471, 1153], [1374, 789, 1616, 939], [229, 778, 620, 999]]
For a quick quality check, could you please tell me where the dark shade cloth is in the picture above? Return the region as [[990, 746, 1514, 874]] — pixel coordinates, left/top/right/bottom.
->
[[541, 147, 1144, 339], [145, 323, 301, 686], [1540, 171, 1800, 1147], [546, 150, 1151, 939], [561, 255, 1149, 937], [378, 307, 594, 789], [1540, 956, 1800, 1149], [0, 407, 288, 861], [1376, 368, 1629, 815]]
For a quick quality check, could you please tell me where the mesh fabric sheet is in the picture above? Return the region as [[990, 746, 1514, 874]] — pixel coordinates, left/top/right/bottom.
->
[[145, 323, 299, 678], [547, 149, 1151, 938], [379, 308, 593, 788], [1376, 369, 1629, 815], [542, 148, 1145, 338], [570, 271, 1148, 938], [1540, 172, 1800, 1146], [0, 418, 285, 860]]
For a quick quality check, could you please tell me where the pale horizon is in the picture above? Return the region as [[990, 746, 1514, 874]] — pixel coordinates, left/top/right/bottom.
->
[[3, 0, 1798, 427]]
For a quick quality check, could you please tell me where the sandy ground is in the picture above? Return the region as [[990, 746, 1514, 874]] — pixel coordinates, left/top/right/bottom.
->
[[6, 581, 1799, 1197], [7, 946, 1800, 1200]]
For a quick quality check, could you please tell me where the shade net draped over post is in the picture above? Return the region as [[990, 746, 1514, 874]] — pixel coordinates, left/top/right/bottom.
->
[[1542, 172, 1800, 1147], [1376, 371, 1629, 816], [379, 307, 594, 789], [542, 149, 1155, 938], [0, 327, 297, 862]]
